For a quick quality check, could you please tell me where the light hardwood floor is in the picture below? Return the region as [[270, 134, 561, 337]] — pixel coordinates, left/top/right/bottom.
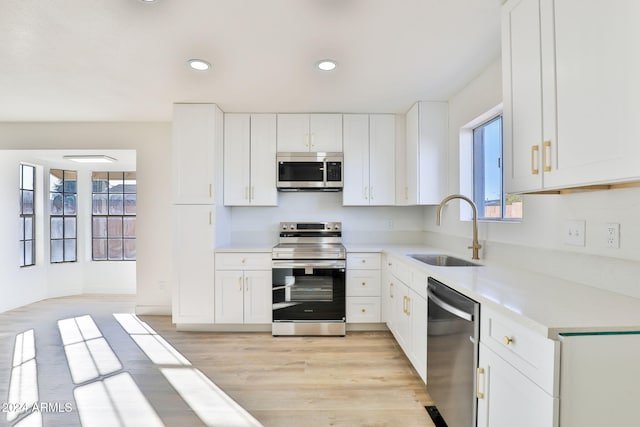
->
[[0, 295, 434, 427]]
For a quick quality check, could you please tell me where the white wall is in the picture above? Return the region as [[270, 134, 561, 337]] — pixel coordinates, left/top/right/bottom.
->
[[229, 192, 426, 247], [426, 59, 640, 298], [0, 123, 172, 314]]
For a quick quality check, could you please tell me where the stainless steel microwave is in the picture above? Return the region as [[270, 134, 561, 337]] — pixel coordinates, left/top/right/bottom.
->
[[276, 152, 343, 191]]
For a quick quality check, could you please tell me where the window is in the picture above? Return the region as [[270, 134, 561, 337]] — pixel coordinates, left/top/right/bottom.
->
[[19, 164, 35, 267], [472, 115, 522, 220], [92, 172, 137, 261], [50, 169, 77, 263]]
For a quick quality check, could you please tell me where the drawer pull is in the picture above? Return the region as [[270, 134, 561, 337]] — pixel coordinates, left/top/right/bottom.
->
[[361, 259, 366, 263], [361, 308, 366, 313], [503, 336, 514, 345], [361, 282, 366, 286]]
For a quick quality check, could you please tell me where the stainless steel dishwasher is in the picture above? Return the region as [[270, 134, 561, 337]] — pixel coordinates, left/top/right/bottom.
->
[[426, 277, 480, 427]]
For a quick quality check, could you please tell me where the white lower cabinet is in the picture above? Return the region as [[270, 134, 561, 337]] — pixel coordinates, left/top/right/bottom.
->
[[172, 205, 215, 324], [385, 255, 427, 383], [346, 253, 382, 323], [214, 252, 272, 324], [478, 306, 559, 427], [477, 343, 557, 427]]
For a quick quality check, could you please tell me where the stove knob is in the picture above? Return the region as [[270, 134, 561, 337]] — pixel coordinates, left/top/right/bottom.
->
[[281, 224, 288, 230], [289, 224, 296, 230], [326, 225, 332, 230], [334, 224, 340, 230]]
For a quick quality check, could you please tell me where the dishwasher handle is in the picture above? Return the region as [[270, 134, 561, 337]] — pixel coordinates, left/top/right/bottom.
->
[[428, 289, 474, 322]]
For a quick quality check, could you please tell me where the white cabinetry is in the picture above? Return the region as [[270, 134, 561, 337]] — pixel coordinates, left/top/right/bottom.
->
[[172, 103, 220, 204], [402, 102, 448, 205], [277, 114, 342, 152], [172, 205, 215, 324], [384, 255, 427, 382], [214, 252, 272, 324], [503, 0, 640, 193], [346, 253, 381, 323], [223, 113, 277, 206], [477, 306, 559, 427], [343, 114, 395, 206]]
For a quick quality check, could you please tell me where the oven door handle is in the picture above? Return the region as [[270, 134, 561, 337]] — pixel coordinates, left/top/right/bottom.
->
[[272, 284, 295, 291], [428, 290, 474, 322], [272, 260, 346, 269]]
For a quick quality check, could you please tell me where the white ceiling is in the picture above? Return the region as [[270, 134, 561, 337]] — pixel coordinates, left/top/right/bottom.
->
[[1, 0, 502, 122]]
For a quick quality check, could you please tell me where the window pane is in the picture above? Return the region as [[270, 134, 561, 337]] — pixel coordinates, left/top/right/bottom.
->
[[109, 172, 124, 192], [108, 217, 123, 238], [505, 194, 524, 219], [64, 217, 77, 238], [51, 217, 64, 239], [64, 239, 77, 262], [124, 240, 136, 260], [124, 194, 136, 215], [93, 194, 108, 214], [50, 169, 64, 192], [64, 194, 77, 215], [22, 165, 34, 190], [92, 172, 109, 193], [64, 170, 77, 193], [50, 193, 63, 215], [51, 240, 64, 263], [22, 190, 34, 215], [93, 239, 107, 260], [20, 242, 25, 266], [109, 194, 124, 215], [108, 239, 123, 260], [93, 217, 107, 238], [124, 172, 136, 194], [19, 218, 25, 240], [24, 241, 33, 265], [24, 217, 33, 240]]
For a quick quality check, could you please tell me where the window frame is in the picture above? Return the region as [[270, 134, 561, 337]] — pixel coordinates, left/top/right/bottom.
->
[[91, 171, 137, 261], [459, 104, 522, 223], [49, 169, 78, 263], [19, 164, 36, 267]]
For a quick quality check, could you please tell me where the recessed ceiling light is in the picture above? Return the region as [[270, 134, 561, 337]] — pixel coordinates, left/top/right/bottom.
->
[[316, 59, 337, 71], [63, 155, 117, 164], [188, 59, 211, 71]]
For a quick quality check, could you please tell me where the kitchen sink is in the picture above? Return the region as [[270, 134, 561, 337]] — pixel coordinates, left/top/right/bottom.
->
[[407, 254, 481, 267]]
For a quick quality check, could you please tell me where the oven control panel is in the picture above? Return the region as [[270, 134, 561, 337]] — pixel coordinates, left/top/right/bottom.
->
[[279, 222, 341, 232]]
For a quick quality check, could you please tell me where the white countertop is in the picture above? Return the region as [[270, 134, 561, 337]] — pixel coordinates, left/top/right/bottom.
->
[[216, 243, 640, 339], [378, 245, 640, 339]]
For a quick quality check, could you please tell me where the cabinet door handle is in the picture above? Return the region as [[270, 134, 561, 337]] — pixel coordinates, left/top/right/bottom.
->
[[209, 211, 212, 225], [370, 187, 374, 200], [531, 145, 540, 175], [502, 336, 514, 345], [363, 186, 368, 200], [209, 184, 212, 198], [310, 133, 315, 148], [305, 133, 309, 148], [406, 296, 411, 316], [251, 186, 255, 201], [543, 140, 551, 172], [389, 282, 394, 298], [245, 277, 249, 291], [238, 277, 242, 291], [476, 367, 485, 399]]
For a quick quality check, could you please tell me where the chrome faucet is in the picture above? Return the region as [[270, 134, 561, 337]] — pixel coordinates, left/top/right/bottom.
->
[[436, 194, 482, 260]]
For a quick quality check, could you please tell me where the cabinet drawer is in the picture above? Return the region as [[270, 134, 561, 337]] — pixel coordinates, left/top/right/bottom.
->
[[215, 252, 271, 270], [346, 297, 381, 323], [387, 256, 410, 284], [347, 253, 381, 270], [481, 306, 559, 395], [346, 270, 381, 297]]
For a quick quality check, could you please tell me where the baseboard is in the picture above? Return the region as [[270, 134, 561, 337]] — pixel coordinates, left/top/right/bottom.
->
[[135, 304, 172, 316]]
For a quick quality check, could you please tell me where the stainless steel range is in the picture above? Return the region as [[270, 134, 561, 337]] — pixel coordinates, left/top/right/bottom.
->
[[272, 222, 346, 336]]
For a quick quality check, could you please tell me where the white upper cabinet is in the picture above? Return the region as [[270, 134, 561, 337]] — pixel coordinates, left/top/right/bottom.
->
[[172, 103, 222, 204], [224, 113, 277, 206], [343, 114, 396, 206], [402, 101, 448, 205], [277, 113, 342, 152], [503, 0, 640, 193]]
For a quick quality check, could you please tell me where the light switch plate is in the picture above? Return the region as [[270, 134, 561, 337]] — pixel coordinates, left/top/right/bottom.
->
[[564, 220, 586, 246]]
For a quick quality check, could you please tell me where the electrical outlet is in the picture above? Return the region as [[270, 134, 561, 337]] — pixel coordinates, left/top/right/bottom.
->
[[606, 223, 620, 248], [564, 220, 586, 246]]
